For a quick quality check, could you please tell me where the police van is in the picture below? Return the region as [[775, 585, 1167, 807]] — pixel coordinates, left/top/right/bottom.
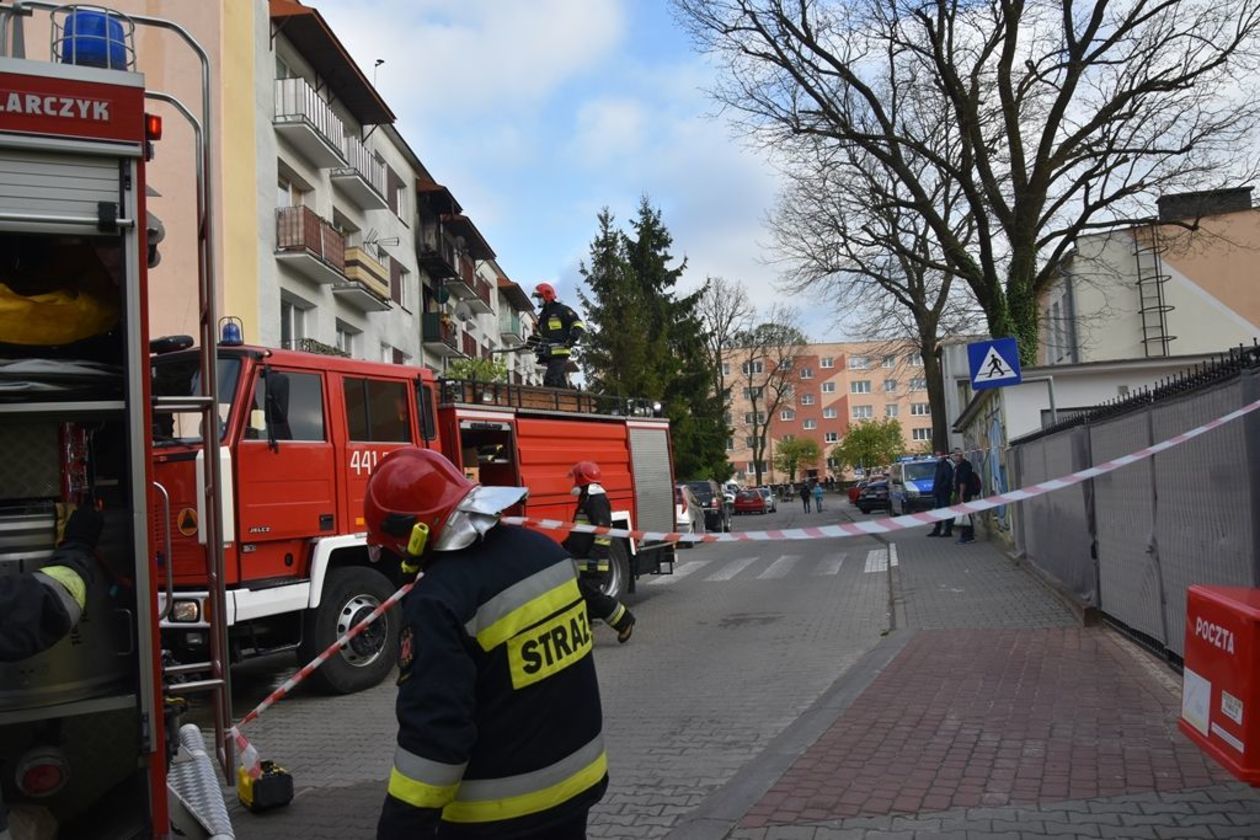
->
[[888, 456, 941, 515]]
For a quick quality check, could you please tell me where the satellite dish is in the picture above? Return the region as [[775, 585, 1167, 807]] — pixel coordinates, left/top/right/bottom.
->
[[453, 302, 474, 322]]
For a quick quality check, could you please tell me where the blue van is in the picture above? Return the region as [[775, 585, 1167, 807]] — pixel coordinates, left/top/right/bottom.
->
[[889, 457, 940, 515]]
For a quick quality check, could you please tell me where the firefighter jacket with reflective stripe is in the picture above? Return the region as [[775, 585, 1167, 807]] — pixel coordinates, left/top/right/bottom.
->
[[0, 541, 92, 663], [378, 524, 607, 839], [563, 484, 612, 574], [537, 301, 584, 357]]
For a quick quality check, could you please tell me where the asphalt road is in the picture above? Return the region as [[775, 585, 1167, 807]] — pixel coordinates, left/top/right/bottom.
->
[[216, 489, 893, 839]]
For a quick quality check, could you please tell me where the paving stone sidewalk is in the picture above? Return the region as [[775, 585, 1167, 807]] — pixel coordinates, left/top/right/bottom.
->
[[681, 534, 1260, 839]]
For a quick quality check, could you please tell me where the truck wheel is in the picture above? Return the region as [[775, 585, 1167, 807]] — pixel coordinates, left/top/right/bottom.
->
[[595, 540, 631, 602], [300, 566, 400, 695]]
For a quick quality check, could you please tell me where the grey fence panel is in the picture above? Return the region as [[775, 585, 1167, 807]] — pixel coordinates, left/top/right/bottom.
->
[[1091, 413, 1165, 644], [1150, 380, 1255, 656], [1015, 429, 1097, 605]]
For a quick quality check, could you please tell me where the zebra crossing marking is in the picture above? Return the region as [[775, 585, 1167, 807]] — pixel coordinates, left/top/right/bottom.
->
[[647, 559, 711, 585], [757, 555, 800, 579], [863, 544, 899, 573], [705, 556, 759, 581], [813, 554, 846, 575]]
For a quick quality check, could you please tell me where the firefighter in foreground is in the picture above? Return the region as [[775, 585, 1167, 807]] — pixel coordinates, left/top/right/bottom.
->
[[532, 282, 585, 388], [365, 448, 608, 839], [0, 506, 102, 840], [564, 461, 636, 643]]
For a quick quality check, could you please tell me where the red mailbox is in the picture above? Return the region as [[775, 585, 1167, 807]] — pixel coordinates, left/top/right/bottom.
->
[[1179, 585, 1260, 784]]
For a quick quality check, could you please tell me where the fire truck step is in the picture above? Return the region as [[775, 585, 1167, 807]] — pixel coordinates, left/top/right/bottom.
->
[[165, 661, 215, 676], [168, 724, 235, 839], [153, 395, 216, 412]]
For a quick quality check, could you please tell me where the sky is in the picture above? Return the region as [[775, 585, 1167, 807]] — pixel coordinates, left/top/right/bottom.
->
[[315, 0, 834, 339]]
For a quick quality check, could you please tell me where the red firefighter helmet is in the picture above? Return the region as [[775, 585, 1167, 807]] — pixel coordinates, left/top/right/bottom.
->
[[364, 448, 528, 557], [569, 461, 602, 487], [532, 282, 557, 304]]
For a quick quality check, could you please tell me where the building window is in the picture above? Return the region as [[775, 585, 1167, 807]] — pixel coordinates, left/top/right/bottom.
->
[[380, 343, 393, 364], [742, 360, 764, 375], [824, 431, 840, 443], [883, 379, 897, 393], [823, 407, 837, 419], [849, 356, 869, 369], [726, 437, 734, 450], [881, 354, 896, 368], [852, 405, 873, 419], [335, 320, 359, 356], [742, 386, 763, 398], [800, 393, 815, 406], [744, 411, 767, 424], [803, 419, 817, 430], [912, 427, 932, 441], [820, 357, 834, 368], [911, 403, 931, 416], [745, 436, 761, 449], [277, 177, 294, 209], [781, 434, 794, 442], [280, 296, 307, 349], [799, 367, 813, 380], [780, 409, 796, 421], [909, 378, 927, 390], [722, 362, 730, 376], [885, 404, 899, 418], [850, 380, 871, 394], [820, 381, 835, 394], [906, 354, 924, 367]]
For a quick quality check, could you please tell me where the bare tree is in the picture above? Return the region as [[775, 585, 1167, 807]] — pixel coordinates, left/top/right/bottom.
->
[[734, 307, 806, 485], [770, 135, 981, 450], [697, 276, 754, 426], [675, 0, 1260, 362]]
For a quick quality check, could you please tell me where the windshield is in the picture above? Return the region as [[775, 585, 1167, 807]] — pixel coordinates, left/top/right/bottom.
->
[[152, 355, 241, 446], [903, 462, 936, 481], [685, 481, 715, 502]]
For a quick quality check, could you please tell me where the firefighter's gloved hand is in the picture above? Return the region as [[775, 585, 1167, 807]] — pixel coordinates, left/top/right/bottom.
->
[[63, 507, 104, 549]]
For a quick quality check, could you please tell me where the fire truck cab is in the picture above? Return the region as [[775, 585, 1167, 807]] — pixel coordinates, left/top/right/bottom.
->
[[152, 344, 677, 694]]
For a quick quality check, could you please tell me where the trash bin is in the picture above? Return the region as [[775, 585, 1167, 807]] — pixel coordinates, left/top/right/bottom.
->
[[1179, 585, 1260, 785]]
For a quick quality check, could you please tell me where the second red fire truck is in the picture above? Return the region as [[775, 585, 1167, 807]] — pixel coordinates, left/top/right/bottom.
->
[[151, 343, 678, 694]]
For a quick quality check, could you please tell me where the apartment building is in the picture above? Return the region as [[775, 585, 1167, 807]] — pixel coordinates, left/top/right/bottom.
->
[[1038, 188, 1260, 366], [724, 341, 931, 482], [18, 0, 543, 380]]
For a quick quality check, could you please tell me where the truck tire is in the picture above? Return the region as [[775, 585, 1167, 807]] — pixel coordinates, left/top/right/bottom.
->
[[300, 566, 400, 695], [595, 540, 631, 602]]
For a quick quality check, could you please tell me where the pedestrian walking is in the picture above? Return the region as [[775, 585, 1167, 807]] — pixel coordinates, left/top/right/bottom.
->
[[952, 448, 980, 544], [799, 482, 811, 513], [812, 481, 824, 512], [564, 461, 635, 643], [927, 451, 955, 537], [366, 448, 607, 839]]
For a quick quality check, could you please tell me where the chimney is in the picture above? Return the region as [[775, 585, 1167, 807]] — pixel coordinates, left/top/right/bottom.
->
[[1157, 187, 1254, 222]]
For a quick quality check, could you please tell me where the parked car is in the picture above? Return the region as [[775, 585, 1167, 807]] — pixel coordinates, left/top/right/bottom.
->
[[733, 488, 767, 515], [756, 486, 777, 513], [674, 484, 706, 546], [848, 480, 868, 505], [856, 479, 891, 514], [685, 479, 733, 533], [889, 457, 939, 515]]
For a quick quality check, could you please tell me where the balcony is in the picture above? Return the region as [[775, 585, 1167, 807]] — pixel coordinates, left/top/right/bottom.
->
[[335, 246, 391, 312], [281, 337, 350, 358], [499, 310, 526, 346], [461, 331, 478, 359], [444, 254, 478, 301], [466, 276, 493, 315], [275, 206, 345, 285], [331, 133, 388, 210], [274, 77, 346, 169], [421, 312, 463, 357], [417, 224, 459, 281]]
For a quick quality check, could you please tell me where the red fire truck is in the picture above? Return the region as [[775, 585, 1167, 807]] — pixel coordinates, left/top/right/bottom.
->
[[1, 5, 234, 838], [150, 345, 678, 694]]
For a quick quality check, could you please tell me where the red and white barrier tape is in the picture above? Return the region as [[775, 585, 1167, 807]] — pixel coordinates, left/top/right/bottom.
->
[[504, 398, 1260, 544], [231, 579, 417, 774], [225, 396, 1260, 771]]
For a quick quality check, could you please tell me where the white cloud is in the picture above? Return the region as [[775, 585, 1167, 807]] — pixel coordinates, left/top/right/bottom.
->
[[569, 98, 646, 166]]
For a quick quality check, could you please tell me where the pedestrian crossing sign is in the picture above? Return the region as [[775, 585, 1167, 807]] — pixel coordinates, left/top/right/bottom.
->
[[967, 337, 1022, 390]]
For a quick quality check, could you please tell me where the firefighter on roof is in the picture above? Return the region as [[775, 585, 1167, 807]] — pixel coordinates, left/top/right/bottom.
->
[[563, 461, 635, 644], [532, 282, 584, 388], [365, 448, 608, 839], [0, 506, 102, 840]]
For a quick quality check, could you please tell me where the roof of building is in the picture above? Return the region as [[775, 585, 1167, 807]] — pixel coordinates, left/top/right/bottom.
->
[[416, 175, 461, 215], [269, 0, 395, 126], [497, 277, 535, 312], [442, 213, 495, 261]]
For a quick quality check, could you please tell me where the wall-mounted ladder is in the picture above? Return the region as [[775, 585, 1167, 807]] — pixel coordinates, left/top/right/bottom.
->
[[1133, 225, 1177, 357]]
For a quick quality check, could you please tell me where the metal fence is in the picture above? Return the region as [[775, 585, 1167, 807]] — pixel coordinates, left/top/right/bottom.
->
[[1009, 344, 1260, 656]]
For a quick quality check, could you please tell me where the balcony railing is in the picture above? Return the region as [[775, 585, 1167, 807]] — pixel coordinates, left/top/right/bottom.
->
[[499, 310, 525, 344], [341, 134, 386, 194], [462, 331, 478, 358], [274, 77, 346, 166], [332, 132, 388, 209], [421, 312, 460, 353], [276, 205, 346, 276], [417, 224, 459, 280], [281, 337, 350, 358]]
